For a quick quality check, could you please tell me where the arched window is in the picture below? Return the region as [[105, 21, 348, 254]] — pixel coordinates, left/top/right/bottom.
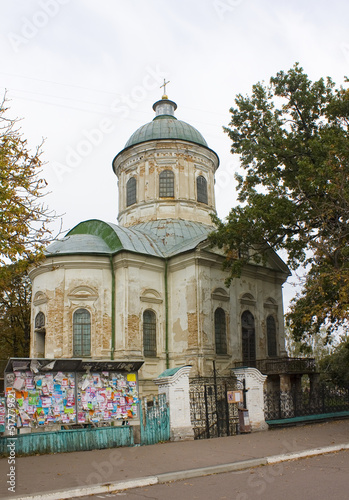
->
[[143, 310, 156, 357], [35, 312, 45, 330], [73, 308, 91, 357], [267, 315, 277, 357], [197, 175, 208, 204], [34, 312, 46, 358], [241, 310, 256, 366], [159, 170, 174, 197], [126, 177, 137, 206], [215, 308, 227, 355]]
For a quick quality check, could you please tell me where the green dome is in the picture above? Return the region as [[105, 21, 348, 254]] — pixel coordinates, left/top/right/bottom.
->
[[125, 116, 208, 148], [124, 98, 208, 148]]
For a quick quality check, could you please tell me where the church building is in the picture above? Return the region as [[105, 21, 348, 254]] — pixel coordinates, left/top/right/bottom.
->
[[29, 89, 290, 395]]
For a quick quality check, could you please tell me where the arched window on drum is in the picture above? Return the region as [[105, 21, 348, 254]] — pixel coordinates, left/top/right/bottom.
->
[[196, 175, 208, 204], [159, 170, 174, 197], [126, 177, 137, 206]]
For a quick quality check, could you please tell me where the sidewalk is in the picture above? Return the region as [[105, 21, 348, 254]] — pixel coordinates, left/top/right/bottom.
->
[[1, 419, 349, 499]]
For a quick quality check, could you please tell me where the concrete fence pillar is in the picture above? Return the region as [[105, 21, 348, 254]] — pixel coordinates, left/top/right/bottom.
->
[[154, 366, 194, 441], [232, 367, 268, 431]]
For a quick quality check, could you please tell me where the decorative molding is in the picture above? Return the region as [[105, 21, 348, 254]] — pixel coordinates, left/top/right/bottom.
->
[[240, 293, 256, 306], [157, 158, 177, 165], [68, 286, 99, 301], [211, 287, 230, 302], [264, 297, 278, 311], [140, 288, 163, 304], [33, 291, 48, 306]]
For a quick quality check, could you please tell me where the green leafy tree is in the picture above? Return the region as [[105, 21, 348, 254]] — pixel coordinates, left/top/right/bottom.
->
[[319, 338, 349, 388], [0, 261, 31, 358], [209, 63, 349, 344], [0, 93, 58, 264]]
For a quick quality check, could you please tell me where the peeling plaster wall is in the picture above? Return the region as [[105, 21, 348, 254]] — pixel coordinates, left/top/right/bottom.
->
[[30, 248, 288, 391], [29, 256, 112, 359], [114, 140, 218, 227], [113, 253, 166, 384], [177, 251, 288, 377]]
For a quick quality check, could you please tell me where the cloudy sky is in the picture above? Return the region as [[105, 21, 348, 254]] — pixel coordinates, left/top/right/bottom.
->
[[1, 0, 349, 308]]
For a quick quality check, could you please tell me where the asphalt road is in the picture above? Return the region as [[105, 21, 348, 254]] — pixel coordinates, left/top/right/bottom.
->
[[78, 449, 349, 500]]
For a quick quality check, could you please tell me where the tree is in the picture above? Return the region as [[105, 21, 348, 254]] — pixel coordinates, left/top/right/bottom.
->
[[318, 338, 349, 388], [0, 93, 58, 265], [285, 325, 332, 359], [0, 260, 31, 358], [209, 63, 349, 344]]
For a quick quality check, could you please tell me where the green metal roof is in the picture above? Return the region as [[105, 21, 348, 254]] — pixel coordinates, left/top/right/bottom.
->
[[124, 117, 208, 148], [157, 367, 183, 378], [45, 219, 213, 259]]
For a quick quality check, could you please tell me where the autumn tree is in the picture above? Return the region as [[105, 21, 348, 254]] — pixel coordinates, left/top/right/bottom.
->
[[0, 261, 31, 358], [0, 95, 59, 360], [0, 93, 58, 265], [209, 64, 349, 345]]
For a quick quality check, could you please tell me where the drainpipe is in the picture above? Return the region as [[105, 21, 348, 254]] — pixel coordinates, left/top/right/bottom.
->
[[164, 258, 170, 369], [109, 256, 116, 360]]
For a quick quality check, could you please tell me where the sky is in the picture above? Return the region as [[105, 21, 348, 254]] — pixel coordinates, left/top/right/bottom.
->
[[1, 0, 349, 310]]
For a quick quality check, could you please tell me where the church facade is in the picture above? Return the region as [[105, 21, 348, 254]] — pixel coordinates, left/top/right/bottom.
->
[[29, 94, 290, 394]]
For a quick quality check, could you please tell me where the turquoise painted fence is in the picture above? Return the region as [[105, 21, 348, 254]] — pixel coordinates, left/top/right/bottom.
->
[[140, 394, 170, 445], [0, 394, 170, 456], [0, 425, 133, 457]]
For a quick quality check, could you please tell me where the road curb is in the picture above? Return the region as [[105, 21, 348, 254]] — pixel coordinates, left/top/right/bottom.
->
[[266, 442, 349, 464], [6, 443, 349, 500], [5, 477, 160, 500], [157, 457, 268, 483]]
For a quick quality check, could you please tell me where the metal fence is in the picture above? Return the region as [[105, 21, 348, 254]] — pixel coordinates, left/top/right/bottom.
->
[[190, 376, 239, 440], [264, 385, 349, 420]]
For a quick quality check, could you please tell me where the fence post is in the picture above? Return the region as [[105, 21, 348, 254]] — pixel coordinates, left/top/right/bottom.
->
[[232, 368, 268, 431], [154, 366, 194, 441]]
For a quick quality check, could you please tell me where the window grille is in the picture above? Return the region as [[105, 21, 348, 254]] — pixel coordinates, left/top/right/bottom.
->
[[197, 175, 208, 204], [215, 308, 227, 355], [267, 315, 277, 357], [73, 308, 91, 357], [143, 310, 156, 357], [241, 310, 256, 365], [126, 177, 137, 206], [159, 170, 174, 197]]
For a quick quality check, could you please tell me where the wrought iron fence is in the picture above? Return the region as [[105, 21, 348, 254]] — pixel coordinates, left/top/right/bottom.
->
[[189, 376, 239, 439], [264, 385, 349, 420]]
